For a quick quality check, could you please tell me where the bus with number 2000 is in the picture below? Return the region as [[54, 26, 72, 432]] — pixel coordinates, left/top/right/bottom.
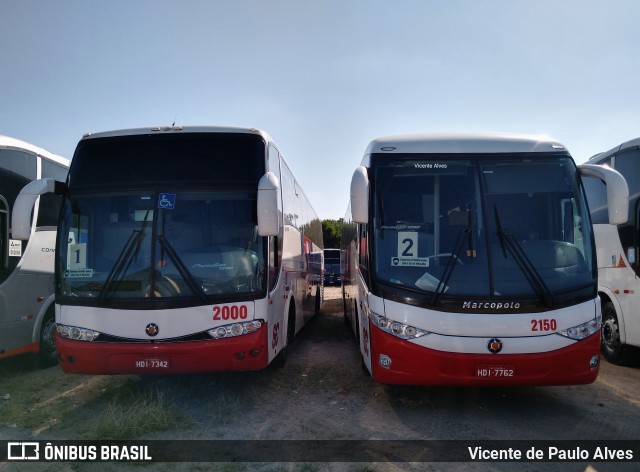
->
[[12, 126, 323, 374], [342, 132, 627, 386]]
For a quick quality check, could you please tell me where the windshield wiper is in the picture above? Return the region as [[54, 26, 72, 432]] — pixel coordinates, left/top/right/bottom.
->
[[430, 210, 472, 306], [157, 235, 208, 303], [493, 205, 554, 308], [98, 210, 151, 304]]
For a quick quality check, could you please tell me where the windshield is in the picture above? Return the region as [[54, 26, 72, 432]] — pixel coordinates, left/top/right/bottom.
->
[[57, 189, 265, 306], [372, 154, 595, 307]]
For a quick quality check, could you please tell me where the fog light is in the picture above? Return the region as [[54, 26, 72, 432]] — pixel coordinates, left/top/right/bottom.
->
[[236, 351, 245, 360], [250, 348, 262, 357], [590, 355, 599, 369], [379, 354, 392, 369]]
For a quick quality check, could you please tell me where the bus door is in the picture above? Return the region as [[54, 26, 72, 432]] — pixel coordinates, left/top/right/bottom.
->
[[0, 194, 31, 354]]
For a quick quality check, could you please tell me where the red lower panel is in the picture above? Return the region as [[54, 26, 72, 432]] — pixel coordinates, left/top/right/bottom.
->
[[369, 322, 600, 386], [56, 326, 269, 374]]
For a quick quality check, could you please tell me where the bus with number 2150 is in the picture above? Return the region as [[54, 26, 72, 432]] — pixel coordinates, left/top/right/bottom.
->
[[341, 132, 627, 386]]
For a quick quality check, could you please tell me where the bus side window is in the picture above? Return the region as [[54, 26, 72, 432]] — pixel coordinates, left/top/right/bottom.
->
[[358, 223, 369, 281]]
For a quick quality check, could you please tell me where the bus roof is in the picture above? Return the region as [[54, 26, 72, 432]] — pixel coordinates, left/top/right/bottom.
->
[[79, 126, 273, 143], [0, 135, 69, 166], [588, 137, 640, 164], [363, 132, 567, 158]]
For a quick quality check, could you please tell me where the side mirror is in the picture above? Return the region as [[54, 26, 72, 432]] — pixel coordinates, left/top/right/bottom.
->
[[579, 164, 629, 225], [257, 172, 280, 237], [350, 166, 369, 224], [12, 178, 60, 240]]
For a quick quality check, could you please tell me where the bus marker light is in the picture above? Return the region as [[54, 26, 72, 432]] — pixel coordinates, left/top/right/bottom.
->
[[379, 354, 392, 369]]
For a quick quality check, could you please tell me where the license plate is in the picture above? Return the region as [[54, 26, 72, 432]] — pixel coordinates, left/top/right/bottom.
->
[[475, 365, 515, 378], [135, 358, 170, 369]]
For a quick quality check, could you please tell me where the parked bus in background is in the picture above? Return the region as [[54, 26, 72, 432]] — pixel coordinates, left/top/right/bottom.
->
[[583, 137, 640, 365], [323, 248, 341, 286], [12, 126, 323, 374], [0, 135, 69, 365], [342, 132, 628, 386]]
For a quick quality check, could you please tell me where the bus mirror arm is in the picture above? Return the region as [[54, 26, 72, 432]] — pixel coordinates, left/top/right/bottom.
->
[[351, 166, 369, 224], [11, 178, 64, 240], [257, 172, 280, 237], [578, 164, 629, 225]]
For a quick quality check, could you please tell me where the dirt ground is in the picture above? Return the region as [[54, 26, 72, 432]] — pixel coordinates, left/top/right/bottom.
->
[[1, 287, 639, 471], [0, 287, 425, 471]]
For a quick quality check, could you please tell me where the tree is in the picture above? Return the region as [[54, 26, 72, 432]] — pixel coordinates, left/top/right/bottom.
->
[[322, 219, 343, 248]]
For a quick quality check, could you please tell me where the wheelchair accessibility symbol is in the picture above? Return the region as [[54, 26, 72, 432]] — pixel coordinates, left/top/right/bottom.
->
[[158, 193, 176, 210]]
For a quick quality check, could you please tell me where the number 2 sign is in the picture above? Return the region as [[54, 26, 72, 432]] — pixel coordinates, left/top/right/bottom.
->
[[398, 232, 418, 258]]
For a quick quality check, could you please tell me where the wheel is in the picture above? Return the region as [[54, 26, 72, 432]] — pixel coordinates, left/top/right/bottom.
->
[[314, 287, 321, 315], [342, 287, 349, 326], [38, 311, 58, 367], [272, 303, 296, 369], [601, 302, 636, 365]]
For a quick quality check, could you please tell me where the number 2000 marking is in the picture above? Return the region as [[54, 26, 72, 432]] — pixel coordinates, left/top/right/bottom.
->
[[531, 319, 557, 332], [213, 305, 249, 321]]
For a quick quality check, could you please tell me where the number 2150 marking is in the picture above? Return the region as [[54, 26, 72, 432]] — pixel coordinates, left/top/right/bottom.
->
[[531, 319, 557, 332]]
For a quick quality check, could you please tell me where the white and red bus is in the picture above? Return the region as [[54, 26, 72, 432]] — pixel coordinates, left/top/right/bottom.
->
[[583, 137, 640, 365], [342, 132, 628, 386], [0, 135, 69, 365], [12, 126, 323, 374]]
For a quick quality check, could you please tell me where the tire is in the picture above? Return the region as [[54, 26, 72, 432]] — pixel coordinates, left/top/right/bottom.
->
[[38, 311, 58, 367], [272, 303, 296, 369], [314, 287, 321, 315], [342, 289, 349, 327], [601, 302, 636, 366]]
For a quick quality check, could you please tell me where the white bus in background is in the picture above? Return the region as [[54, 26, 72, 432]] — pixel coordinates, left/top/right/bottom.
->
[[0, 135, 69, 365], [342, 132, 628, 386], [584, 137, 640, 365], [13, 126, 323, 374], [323, 248, 341, 286]]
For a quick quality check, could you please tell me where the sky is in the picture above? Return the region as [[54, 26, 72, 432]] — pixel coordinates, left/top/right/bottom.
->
[[1, 0, 639, 220]]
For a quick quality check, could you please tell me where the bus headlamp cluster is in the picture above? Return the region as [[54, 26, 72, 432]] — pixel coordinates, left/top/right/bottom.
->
[[369, 311, 429, 340], [560, 317, 601, 341], [57, 324, 101, 341], [208, 320, 263, 339]]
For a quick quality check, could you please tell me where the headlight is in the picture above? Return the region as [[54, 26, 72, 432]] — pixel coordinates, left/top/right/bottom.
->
[[57, 324, 101, 341], [560, 317, 601, 340], [208, 320, 263, 339], [369, 311, 429, 340]]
